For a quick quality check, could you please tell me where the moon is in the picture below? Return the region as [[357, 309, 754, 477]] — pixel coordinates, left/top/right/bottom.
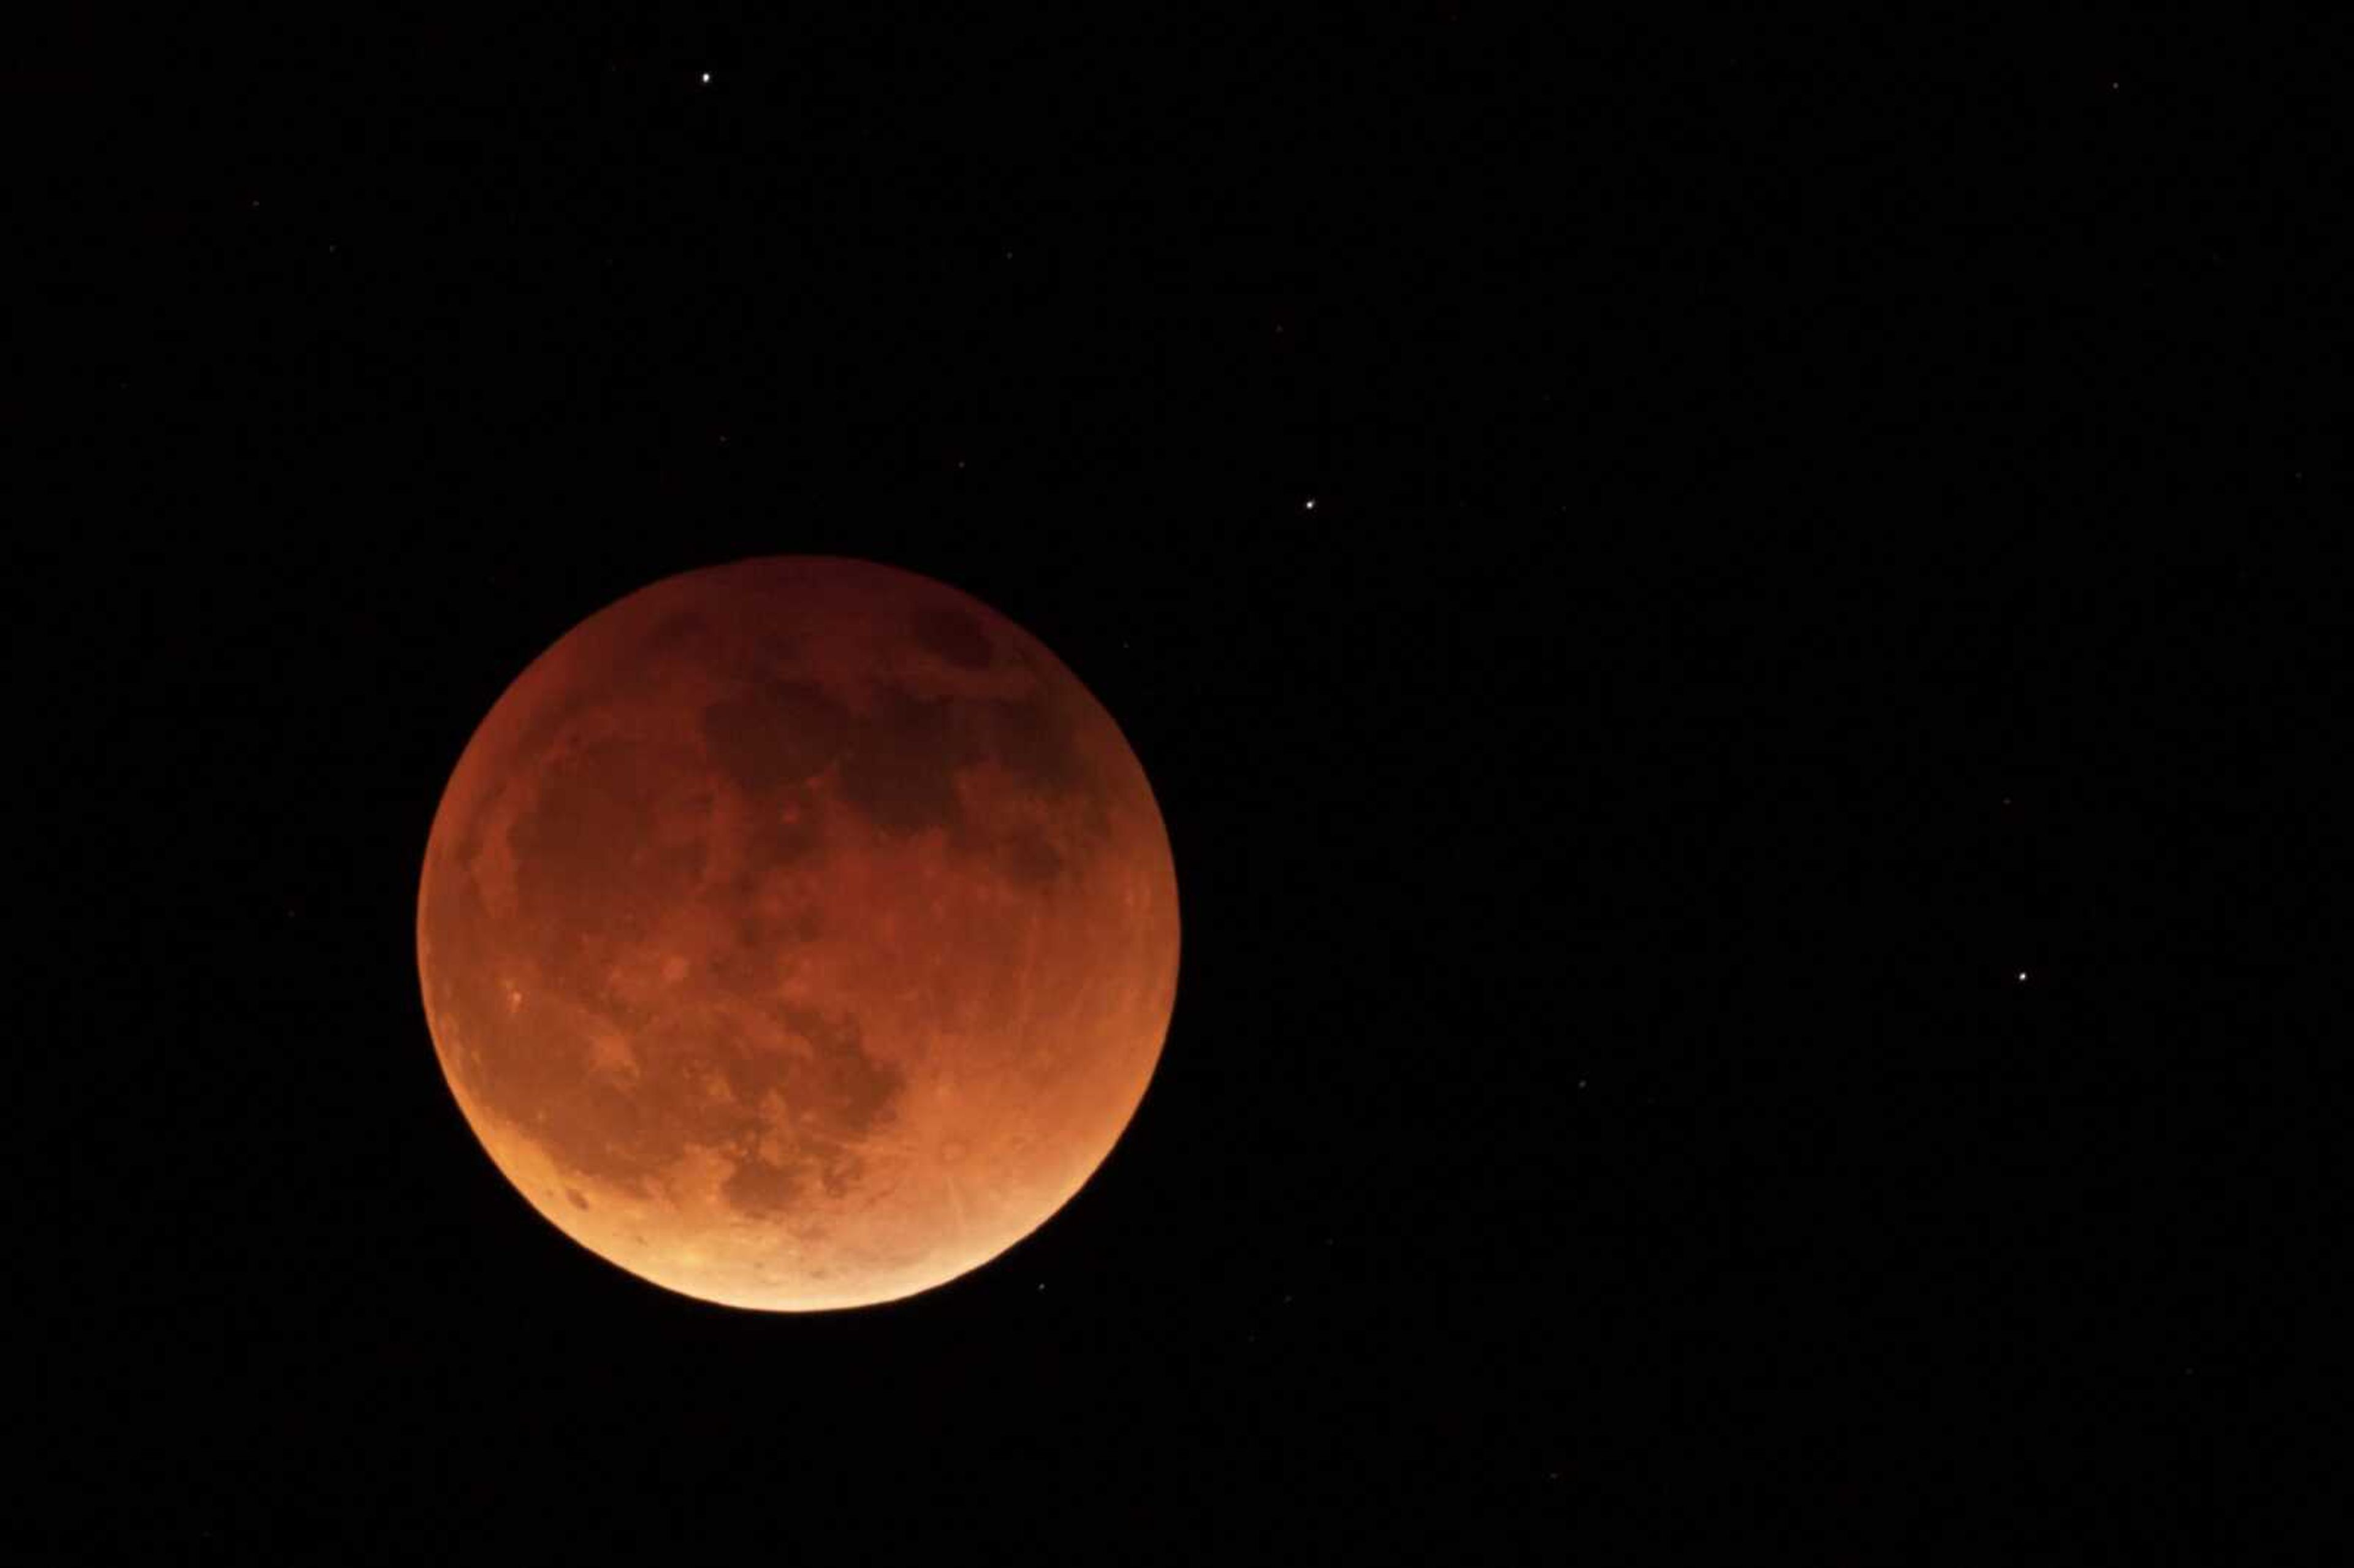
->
[[416, 558, 1179, 1311]]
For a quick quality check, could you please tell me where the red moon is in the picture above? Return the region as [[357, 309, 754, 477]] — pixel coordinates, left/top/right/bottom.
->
[[416, 558, 1179, 1311]]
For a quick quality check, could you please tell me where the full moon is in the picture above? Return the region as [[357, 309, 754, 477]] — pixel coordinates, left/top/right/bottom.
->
[[416, 557, 1179, 1311]]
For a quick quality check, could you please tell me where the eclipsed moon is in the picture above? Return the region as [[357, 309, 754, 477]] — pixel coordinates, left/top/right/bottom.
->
[[416, 557, 1179, 1311]]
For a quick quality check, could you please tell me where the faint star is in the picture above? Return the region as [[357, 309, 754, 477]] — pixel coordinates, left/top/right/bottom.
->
[[700, 71, 712, 84], [1303, 497, 1317, 511], [2017, 972, 2029, 983]]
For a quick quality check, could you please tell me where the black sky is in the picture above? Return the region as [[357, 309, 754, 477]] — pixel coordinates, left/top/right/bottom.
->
[[20, 14, 2341, 1558]]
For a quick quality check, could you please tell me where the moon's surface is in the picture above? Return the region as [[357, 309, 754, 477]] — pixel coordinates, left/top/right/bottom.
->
[[416, 558, 1179, 1311]]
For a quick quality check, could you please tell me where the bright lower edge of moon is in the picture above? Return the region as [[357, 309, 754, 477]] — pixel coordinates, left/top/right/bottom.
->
[[416, 557, 1180, 1311]]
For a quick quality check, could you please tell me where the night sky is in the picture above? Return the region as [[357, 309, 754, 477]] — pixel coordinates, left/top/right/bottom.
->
[[23, 15, 2339, 1558]]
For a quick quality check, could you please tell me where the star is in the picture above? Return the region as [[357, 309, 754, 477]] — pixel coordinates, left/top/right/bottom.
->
[[1303, 497, 1318, 511], [2016, 971, 2029, 983], [699, 71, 712, 85]]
